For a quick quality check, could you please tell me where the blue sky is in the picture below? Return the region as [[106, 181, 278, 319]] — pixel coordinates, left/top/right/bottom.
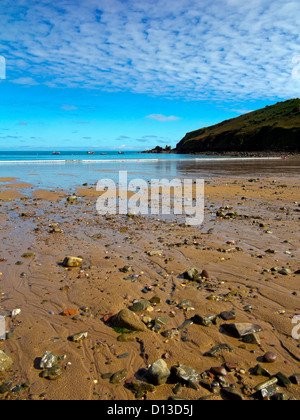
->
[[0, 0, 300, 151]]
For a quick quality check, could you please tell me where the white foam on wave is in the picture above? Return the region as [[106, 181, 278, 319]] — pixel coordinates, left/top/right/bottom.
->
[[0, 156, 282, 164]]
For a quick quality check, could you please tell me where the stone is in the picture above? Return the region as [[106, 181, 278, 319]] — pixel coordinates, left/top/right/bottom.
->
[[242, 332, 261, 345], [171, 365, 200, 390], [278, 268, 292, 276], [0, 350, 13, 372], [263, 351, 277, 363], [224, 362, 237, 372], [183, 268, 200, 281], [200, 270, 210, 279], [210, 366, 227, 376], [274, 372, 292, 388], [69, 331, 89, 342], [128, 300, 150, 313], [110, 369, 128, 384], [62, 308, 78, 317], [150, 296, 161, 305], [193, 314, 214, 327], [41, 365, 62, 380], [0, 382, 12, 394], [67, 195, 77, 202], [40, 351, 59, 369], [147, 250, 162, 257], [252, 364, 271, 377], [204, 344, 234, 358], [178, 319, 194, 330], [254, 384, 279, 399], [221, 323, 262, 338], [162, 329, 180, 339], [63, 256, 83, 268], [220, 388, 244, 401], [148, 359, 171, 385], [254, 377, 278, 392], [289, 373, 300, 385], [112, 308, 146, 332], [177, 300, 193, 309], [119, 265, 132, 273], [22, 252, 35, 259], [220, 311, 235, 321], [131, 380, 156, 394]]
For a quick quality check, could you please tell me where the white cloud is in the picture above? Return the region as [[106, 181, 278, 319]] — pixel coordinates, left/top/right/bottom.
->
[[1, 0, 300, 100], [146, 114, 181, 122]]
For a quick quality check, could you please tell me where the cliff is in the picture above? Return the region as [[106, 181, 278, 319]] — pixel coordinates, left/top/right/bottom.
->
[[176, 99, 300, 154]]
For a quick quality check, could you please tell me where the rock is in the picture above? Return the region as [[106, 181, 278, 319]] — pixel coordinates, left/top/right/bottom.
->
[[39, 351, 66, 369], [220, 388, 244, 401], [220, 311, 236, 321], [274, 372, 292, 388], [131, 380, 156, 394], [148, 359, 171, 385], [193, 314, 214, 327], [204, 344, 234, 358], [0, 350, 13, 372], [171, 365, 200, 390], [128, 300, 150, 313], [278, 268, 292, 276], [11, 308, 21, 318], [63, 256, 83, 268], [178, 319, 194, 330], [112, 308, 147, 332], [119, 265, 132, 273], [221, 323, 262, 338], [147, 250, 162, 257], [200, 270, 210, 279], [22, 252, 35, 259], [210, 366, 227, 376], [290, 373, 300, 385], [263, 351, 277, 363], [62, 308, 78, 317], [110, 369, 128, 384], [41, 365, 62, 380], [152, 316, 168, 333], [183, 268, 200, 281], [40, 352, 58, 369], [177, 300, 193, 309], [224, 362, 237, 372], [67, 195, 77, 203], [0, 382, 13, 394], [162, 329, 180, 339], [254, 377, 278, 392], [142, 316, 152, 325], [252, 364, 271, 377], [242, 332, 261, 345], [150, 296, 161, 305], [255, 384, 279, 399], [69, 331, 89, 342]]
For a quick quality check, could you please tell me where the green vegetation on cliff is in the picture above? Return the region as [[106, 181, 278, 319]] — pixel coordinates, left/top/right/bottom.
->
[[176, 99, 300, 154]]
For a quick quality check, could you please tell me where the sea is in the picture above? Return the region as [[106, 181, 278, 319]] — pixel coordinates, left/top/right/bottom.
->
[[0, 151, 298, 191]]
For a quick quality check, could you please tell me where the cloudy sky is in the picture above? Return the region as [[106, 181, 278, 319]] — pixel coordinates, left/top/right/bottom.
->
[[0, 0, 300, 150]]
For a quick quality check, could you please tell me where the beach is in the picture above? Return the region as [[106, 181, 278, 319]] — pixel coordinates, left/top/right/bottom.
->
[[0, 159, 299, 400]]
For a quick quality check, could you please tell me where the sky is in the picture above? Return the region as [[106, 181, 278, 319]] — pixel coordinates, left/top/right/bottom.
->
[[0, 0, 300, 151]]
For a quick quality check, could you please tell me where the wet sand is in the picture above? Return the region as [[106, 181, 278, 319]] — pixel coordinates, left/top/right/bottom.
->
[[0, 175, 299, 400]]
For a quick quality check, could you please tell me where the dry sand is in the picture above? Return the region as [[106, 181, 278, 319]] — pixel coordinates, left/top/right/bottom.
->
[[0, 176, 299, 400]]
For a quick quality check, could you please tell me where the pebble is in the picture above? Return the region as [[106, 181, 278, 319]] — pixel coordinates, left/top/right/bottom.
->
[[263, 352, 277, 363], [148, 359, 171, 385], [110, 369, 128, 384], [210, 366, 227, 376]]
